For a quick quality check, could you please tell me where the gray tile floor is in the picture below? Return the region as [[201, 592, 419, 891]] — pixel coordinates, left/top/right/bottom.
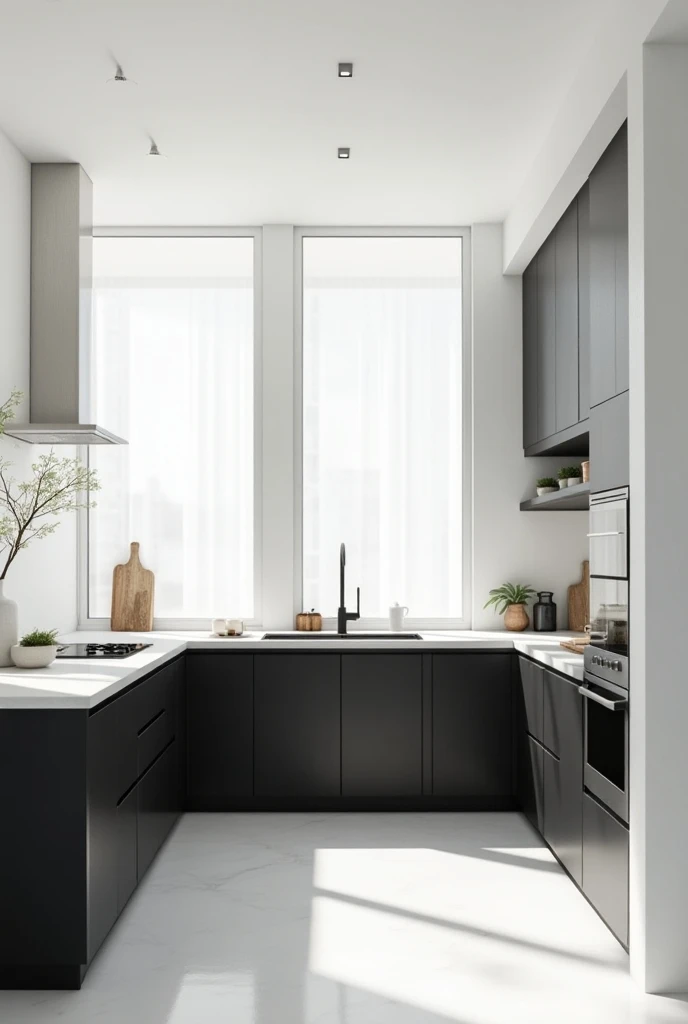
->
[[3, 813, 687, 1023]]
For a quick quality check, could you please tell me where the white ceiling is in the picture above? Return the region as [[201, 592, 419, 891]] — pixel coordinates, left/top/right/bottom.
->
[[0, 0, 615, 226]]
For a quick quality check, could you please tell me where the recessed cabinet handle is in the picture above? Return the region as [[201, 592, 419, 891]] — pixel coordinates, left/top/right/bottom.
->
[[586, 531, 625, 538]]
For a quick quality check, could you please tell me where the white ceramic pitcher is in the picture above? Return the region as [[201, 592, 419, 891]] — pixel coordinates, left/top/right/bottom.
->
[[389, 602, 409, 631]]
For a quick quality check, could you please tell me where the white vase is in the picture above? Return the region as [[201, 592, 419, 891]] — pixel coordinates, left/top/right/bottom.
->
[[11, 644, 58, 669], [0, 581, 19, 667], [567, 477, 582, 487]]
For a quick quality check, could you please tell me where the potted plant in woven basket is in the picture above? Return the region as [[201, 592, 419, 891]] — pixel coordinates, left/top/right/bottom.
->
[[484, 582, 536, 632]]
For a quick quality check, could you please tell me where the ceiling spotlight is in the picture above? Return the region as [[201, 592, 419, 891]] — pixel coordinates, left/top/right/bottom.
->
[[148, 139, 165, 157], [107, 62, 137, 85], [338, 147, 350, 159], [338, 62, 353, 78]]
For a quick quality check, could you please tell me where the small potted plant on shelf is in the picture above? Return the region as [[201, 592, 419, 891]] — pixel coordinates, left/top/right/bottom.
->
[[558, 465, 583, 489], [536, 477, 558, 497], [11, 629, 60, 669], [484, 583, 536, 632]]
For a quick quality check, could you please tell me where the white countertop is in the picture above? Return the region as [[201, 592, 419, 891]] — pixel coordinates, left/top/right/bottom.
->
[[0, 629, 585, 709]]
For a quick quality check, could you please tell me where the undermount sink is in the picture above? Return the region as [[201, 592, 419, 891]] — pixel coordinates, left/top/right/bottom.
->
[[261, 632, 423, 641]]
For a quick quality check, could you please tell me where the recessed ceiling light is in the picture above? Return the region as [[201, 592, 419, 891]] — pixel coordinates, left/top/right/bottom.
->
[[338, 62, 353, 78], [338, 147, 350, 159]]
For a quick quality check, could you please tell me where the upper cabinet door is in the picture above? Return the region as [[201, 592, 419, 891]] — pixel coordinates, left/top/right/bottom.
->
[[555, 199, 580, 432], [590, 123, 628, 407], [536, 232, 557, 440], [577, 181, 591, 421], [523, 258, 539, 449]]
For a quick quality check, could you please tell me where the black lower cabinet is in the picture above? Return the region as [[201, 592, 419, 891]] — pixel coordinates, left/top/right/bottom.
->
[[0, 655, 184, 990], [137, 739, 180, 879], [432, 654, 512, 799], [186, 654, 253, 808], [583, 792, 629, 946], [517, 733, 545, 833], [116, 787, 138, 915], [254, 654, 340, 797], [342, 654, 422, 796], [543, 670, 583, 885]]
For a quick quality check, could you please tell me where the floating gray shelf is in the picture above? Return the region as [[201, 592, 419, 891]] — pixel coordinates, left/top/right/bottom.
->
[[519, 481, 590, 511]]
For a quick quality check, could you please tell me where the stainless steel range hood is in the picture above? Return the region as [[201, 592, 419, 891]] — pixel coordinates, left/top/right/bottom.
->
[[4, 164, 126, 445]]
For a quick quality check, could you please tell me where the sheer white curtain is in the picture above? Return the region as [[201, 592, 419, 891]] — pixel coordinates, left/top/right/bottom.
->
[[89, 237, 255, 620], [302, 236, 463, 621]]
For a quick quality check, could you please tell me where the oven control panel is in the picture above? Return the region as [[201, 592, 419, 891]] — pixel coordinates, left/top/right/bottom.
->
[[585, 645, 629, 690]]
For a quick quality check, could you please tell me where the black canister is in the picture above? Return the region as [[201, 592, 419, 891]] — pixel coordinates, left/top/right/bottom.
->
[[533, 591, 557, 632]]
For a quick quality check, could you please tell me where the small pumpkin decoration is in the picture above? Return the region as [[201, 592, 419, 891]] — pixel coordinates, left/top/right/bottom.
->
[[295, 609, 323, 632]]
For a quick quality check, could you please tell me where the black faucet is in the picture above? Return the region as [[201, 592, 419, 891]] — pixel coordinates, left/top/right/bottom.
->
[[337, 542, 361, 635]]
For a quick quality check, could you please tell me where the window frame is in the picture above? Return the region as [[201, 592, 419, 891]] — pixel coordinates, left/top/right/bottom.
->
[[78, 227, 263, 631], [294, 226, 472, 631]]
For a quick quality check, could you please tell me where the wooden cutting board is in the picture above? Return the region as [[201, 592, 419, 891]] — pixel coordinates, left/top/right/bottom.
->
[[568, 560, 590, 633], [111, 542, 155, 631]]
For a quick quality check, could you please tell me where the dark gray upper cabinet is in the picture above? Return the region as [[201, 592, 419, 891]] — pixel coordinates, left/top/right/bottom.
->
[[555, 199, 580, 432], [186, 653, 254, 808], [254, 654, 341, 797], [523, 196, 588, 454], [342, 654, 422, 796], [589, 123, 628, 407], [432, 654, 512, 797], [523, 259, 539, 449], [577, 181, 591, 421], [589, 390, 629, 492], [536, 231, 557, 440]]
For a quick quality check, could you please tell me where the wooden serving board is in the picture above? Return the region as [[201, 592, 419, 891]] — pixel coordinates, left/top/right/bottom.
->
[[560, 637, 590, 655], [111, 542, 155, 631], [567, 560, 590, 633]]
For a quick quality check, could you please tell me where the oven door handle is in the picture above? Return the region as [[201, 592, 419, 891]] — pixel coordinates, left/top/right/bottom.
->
[[586, 530, 625, 538], [578, 684, 628, 710]]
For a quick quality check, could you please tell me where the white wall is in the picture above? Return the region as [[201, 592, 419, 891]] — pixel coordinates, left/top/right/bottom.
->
[[628, 37, 688, 994], [471, 224, 588, 630], [503, 0, 668, 274], [0, 127, 78, 635]]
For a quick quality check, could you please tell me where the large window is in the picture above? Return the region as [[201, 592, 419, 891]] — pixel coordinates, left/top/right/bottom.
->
[[301, 233, 466, 625], [88, 236, 257, 622]]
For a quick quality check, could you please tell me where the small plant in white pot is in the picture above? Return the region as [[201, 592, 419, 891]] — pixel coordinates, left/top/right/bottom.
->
[[11, 629, 60, 669], [558, 465, 583, 488], [536, 477, 558, 497]]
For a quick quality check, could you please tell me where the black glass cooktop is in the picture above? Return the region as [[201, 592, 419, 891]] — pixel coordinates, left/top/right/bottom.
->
[[56, 643, 153, 660]]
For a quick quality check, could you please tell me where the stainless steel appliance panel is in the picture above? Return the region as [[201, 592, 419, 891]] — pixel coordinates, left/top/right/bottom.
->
[[580, 672, 629, 823]]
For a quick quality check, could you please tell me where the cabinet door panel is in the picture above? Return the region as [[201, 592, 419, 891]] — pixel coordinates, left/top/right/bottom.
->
[[137, 740, 179, 880], [589, 391, 629, 493], [254, 655, 340, 797], [614, 127, 629, 395], [342, 654, 422, 796], [432, 654, 512, 797], [583, 792, 629, 945], [523, 259, 539, 448], [543, 670, 584, 883], [517, 734, 544, 834], [555, 199, 579, 432], [517, 657, 544, 744], [590, 124, 628, 406], [87, 700, 121, 962], [116, 787, 137, 915], [537, 233, 556, 438], [577, 181, 590, 421], [186, 654, 254, 807]]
